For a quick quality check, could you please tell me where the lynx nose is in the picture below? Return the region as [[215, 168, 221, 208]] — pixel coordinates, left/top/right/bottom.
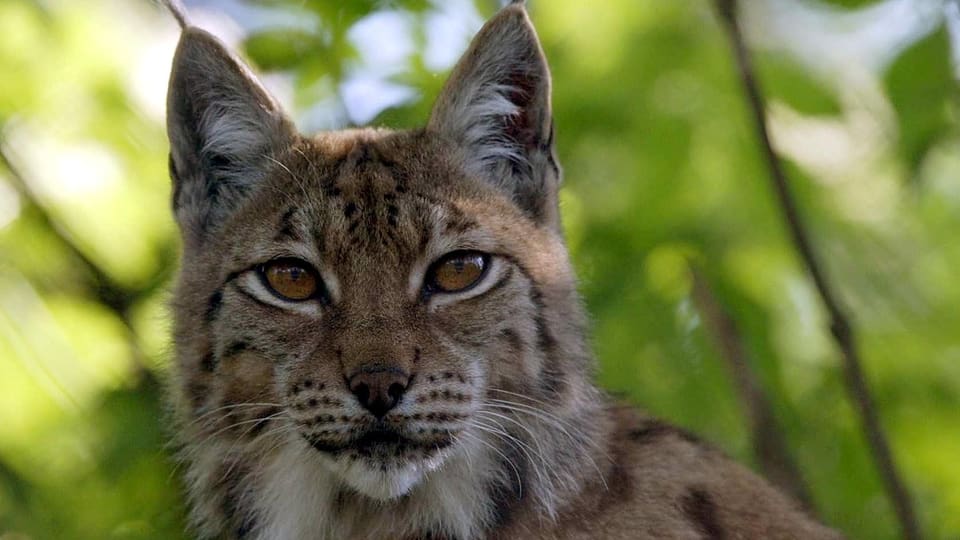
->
[[348, 367, 410, 418]]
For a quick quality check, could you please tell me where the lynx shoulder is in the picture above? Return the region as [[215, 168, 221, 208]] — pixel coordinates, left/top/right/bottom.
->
[[164, 3, 841, 539]]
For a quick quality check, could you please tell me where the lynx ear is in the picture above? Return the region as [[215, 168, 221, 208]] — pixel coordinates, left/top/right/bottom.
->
[[166, 28, 295, 239], [428, 4, 560, 227]]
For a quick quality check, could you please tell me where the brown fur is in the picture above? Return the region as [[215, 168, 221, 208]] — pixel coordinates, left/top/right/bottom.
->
[[164, 4, 841, 539]]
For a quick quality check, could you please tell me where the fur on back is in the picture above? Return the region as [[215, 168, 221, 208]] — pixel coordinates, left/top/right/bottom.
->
[[164, 4, 842, 540]]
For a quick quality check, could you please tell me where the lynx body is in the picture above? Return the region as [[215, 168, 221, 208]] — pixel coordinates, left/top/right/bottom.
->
[[165, 3, 841, 539]]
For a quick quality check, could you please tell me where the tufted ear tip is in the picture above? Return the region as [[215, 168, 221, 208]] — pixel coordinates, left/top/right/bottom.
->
[[159, 0, 191, 29]]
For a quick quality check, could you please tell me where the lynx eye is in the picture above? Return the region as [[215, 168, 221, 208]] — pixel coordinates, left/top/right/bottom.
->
[[426, 251, 489, 293], [260, 258, 319, 301]]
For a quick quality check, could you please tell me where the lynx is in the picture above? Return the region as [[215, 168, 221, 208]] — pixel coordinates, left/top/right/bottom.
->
[[164, 2, 841, 538]]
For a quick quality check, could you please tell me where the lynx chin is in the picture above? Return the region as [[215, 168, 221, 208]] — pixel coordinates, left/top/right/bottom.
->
[[163, 2, 842, 538]]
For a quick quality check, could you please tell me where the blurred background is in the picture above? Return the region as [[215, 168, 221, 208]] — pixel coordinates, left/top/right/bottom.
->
[[0, 0, 958, 538]]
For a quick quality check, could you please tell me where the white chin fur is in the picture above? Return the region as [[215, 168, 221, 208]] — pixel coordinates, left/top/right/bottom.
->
[[327, 452, 450, 501]]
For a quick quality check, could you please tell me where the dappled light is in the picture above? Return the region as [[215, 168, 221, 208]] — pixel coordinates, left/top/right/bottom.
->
[[0, 0, 958, 538]]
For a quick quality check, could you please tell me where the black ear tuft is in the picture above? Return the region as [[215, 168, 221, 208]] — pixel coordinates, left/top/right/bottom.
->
[[428, 5, 560, 228]]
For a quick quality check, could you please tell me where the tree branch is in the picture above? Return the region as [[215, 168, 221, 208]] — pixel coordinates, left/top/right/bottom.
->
[[0, 145, 136, 315], [0, 142, 159, 381], [712, 2, 921, 538], [690, 268, 814, 510]]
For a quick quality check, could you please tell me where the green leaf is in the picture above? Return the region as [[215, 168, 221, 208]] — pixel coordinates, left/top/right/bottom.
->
[[757, 52, 842, 116], [884, 26, 955, 177], [244, 29, 323, 71], [820, 0, 883, 8]]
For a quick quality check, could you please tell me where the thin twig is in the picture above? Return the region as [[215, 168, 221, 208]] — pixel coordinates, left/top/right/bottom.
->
[[690, 268, 813, 509], [712, 2, 921, 539]]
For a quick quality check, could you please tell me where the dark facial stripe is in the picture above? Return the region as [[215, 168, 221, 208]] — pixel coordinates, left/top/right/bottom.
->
[[499, 328, 523, 355], [222, 340, 251, 359], [202, 272, 254, 374], [205, 290, 223, 324], [681, 488, 725, 539], [498, 254, 554, 350], [343, 201, 357, 218], [527, 285, 569, 396], [350, 142, 377, 167], [528, 287, 555, 351], [200, 352, 217, 373], [274, 207, 299, 241], [497, 257, 564, 397], [443, 216, 478, 234]]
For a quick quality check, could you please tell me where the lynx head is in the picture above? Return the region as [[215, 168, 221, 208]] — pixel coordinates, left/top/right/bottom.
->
[[167, 3, 594, 509]]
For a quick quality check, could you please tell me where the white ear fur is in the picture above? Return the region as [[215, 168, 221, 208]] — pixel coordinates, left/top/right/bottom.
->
[[428, 5, 560, 226], [435, 81, 527, 175], [166, 28, 294, 238]]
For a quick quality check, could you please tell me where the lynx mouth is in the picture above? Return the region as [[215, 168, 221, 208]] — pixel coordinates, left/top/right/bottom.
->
[[304, 428, 406, 454], [303, 427, 455, 458], [357, 428, 404, 447], [304, 426, 458, 501]]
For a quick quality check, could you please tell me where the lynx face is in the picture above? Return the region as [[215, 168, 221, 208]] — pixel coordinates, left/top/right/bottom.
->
[[176, 130, 574, 501], [167, 4, 595, 526]]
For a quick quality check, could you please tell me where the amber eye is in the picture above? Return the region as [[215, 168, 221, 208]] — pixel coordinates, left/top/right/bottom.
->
[[426, 251, 489, 294], [260, 259, 319, 301]]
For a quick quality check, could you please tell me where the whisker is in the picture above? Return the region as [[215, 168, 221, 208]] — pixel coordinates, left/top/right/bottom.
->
[[198, 412, 288, 447], [487, 388, 558, 408], [484, 401, 610, 491], [216, 411, 291, 484], [265, 154, 311, 203], [238, 410, 289, 440], [485, 398, 607, 451], [470, 416, 551, 491], [458, 430, 523, 499], [485, 399, 607, 453], [187, 401, 284, 428], [474, 410, 555, 482], [293, 147, 323, 188]]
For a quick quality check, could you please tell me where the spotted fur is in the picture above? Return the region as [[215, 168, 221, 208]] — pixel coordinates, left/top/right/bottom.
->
[[164, 4, 841, 539]]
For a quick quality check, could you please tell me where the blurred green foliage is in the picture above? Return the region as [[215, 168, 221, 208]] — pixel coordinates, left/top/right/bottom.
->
[[0, 0, 958, 538]]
